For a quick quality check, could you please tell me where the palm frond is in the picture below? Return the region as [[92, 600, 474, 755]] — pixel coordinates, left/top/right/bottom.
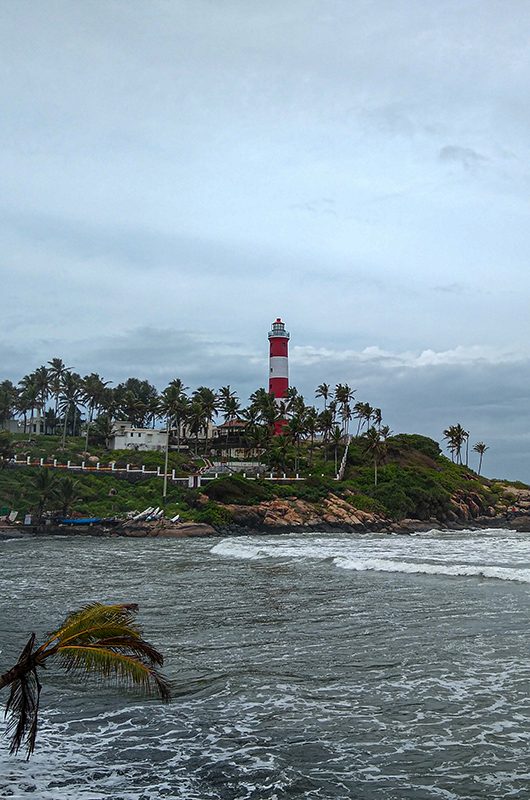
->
[[96, 636, 165, 666], [58, 645, 171, 701], [38, 602, 141, 652], [4, 635, 42, 758]]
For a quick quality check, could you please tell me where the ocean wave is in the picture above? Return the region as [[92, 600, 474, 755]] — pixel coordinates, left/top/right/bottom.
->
[[333, 556, 530, 583]]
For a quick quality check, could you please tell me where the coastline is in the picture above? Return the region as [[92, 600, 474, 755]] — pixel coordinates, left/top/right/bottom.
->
[[3, 511, 529, 541]]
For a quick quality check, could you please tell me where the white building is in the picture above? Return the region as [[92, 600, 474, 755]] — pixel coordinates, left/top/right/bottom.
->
[[3, 412, 45, 435], [109, 422, 167, 452]]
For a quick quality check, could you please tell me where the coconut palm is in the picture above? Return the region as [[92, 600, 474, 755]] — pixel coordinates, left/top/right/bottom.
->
[[264, 435, 293, 474], [330, 425, 343, 475], [159, 381, 189, 450], [0, 602, 170, 758], [362, 403, 374, 433], [305, 407, 319, 465], [372, 408, 382, 431], [55, 476, 82, 518], [334, 384, 356, 435], [318, 408, 334, 448], [32, 468, 58, 522], [158, 381, 189, 499], [0, 380, 17, 428], [353, 401, 366, 436], [0, 431, 14, 466], [286, 414, 306, 473], [473, 442, 489, 476], [315, 383, 332, 410], [17, 376, 40, 434], [362, 426, 386, 487], [58, 372, 83, 448], [443, 424, 468, 465], [192, 387, 218, 453], [47, 359, 71, 430], [82, 373, 111, 454]]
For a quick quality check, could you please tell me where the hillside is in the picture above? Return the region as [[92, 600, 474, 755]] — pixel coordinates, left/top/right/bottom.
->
[[1, 432, 527, 535]]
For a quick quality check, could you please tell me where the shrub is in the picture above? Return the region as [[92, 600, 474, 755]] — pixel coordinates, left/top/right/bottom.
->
[[346, 493, 387, 515], [203, 474, 272, 505], [388, 434, 441, 460], [195, 502, 232, 526]]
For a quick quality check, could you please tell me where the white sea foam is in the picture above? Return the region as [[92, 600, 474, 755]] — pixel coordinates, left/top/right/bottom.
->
[[333, 556, 530, 583], [211, 532, 530, 584]]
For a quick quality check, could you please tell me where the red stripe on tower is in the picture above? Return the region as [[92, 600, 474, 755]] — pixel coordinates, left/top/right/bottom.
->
[[268, 317, 290, 435]]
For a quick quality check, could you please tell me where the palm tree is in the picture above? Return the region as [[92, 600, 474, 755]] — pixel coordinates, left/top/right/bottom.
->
[[47, 359, 71, 430], [318, 408, 333, 449], [305, 407, 319, 465], [218, 385, 239, 420], [443, 424, 468, 465], [362, 403, 374, 434], [192, 387, 218, 453], [55, 476, 81, 518], [334, 384, 355, 435], [264, 435, 292, 475], [158, 381, 189, 499], [0, 380, 17, 428], [0, 431, 14, 466], [315, 383, 332, 410], [32, 468, 58, 522], [244, 422, 270, 459], [330, 425, 343, 475], [362, 426, 386, 487], [58, 372, 83, 448], [286, 414, 305, 473], [187, 399, 206, 455], [0, 602, 170, 758], [82, 373, 110, 454], [372, 408, 382, 431], [353, 401, 366, 436], [473, 442, 489, 476], [17, 377, 40, 434]]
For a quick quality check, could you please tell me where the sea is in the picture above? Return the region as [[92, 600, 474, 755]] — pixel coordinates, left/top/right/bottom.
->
[[2, 529, 530, 799]]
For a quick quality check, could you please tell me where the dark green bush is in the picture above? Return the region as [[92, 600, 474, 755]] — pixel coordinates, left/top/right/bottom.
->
[[387, 434, 441, 460], [203, 474, 272, 505], [195, 502, 232, 526]]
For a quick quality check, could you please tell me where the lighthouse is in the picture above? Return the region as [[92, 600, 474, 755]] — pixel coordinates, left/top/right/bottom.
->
[[268, 317, 290, 434]]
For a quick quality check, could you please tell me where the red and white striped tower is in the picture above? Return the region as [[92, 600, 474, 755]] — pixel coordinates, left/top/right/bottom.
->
[[268, 317, 290, 435]]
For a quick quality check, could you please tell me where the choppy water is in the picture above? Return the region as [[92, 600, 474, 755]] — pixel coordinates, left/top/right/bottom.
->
[[2, 529, 530, 799]]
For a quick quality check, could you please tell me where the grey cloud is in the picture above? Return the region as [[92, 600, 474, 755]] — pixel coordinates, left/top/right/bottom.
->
[[439, 145, 487, 168], [433, 282, 467, 294]]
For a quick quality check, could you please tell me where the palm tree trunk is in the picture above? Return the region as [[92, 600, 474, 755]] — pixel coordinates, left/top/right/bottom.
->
[[61, 407, 69, 449], [478, 454, 483, 476], [374, 457, 378, 487], [84, 408, 93, 454]]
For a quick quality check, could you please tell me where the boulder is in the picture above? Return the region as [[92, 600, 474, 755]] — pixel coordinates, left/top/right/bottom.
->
[[158, 522, 216, 538]]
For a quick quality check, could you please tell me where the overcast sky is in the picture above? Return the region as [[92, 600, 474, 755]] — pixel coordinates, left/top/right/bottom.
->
[[2, 0, 529, 479]]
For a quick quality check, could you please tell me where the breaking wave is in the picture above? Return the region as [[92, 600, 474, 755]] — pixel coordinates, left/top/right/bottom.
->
[[211, 531, 530, 584], [333, 556, 530, 583]]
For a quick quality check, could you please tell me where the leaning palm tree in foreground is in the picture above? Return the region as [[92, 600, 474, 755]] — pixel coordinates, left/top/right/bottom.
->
[[0, 603, 170, 759]]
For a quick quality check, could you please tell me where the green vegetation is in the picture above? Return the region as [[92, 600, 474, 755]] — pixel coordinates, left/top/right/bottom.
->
[[0, 361, 507, 525], [0, 432, 521, 525]]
